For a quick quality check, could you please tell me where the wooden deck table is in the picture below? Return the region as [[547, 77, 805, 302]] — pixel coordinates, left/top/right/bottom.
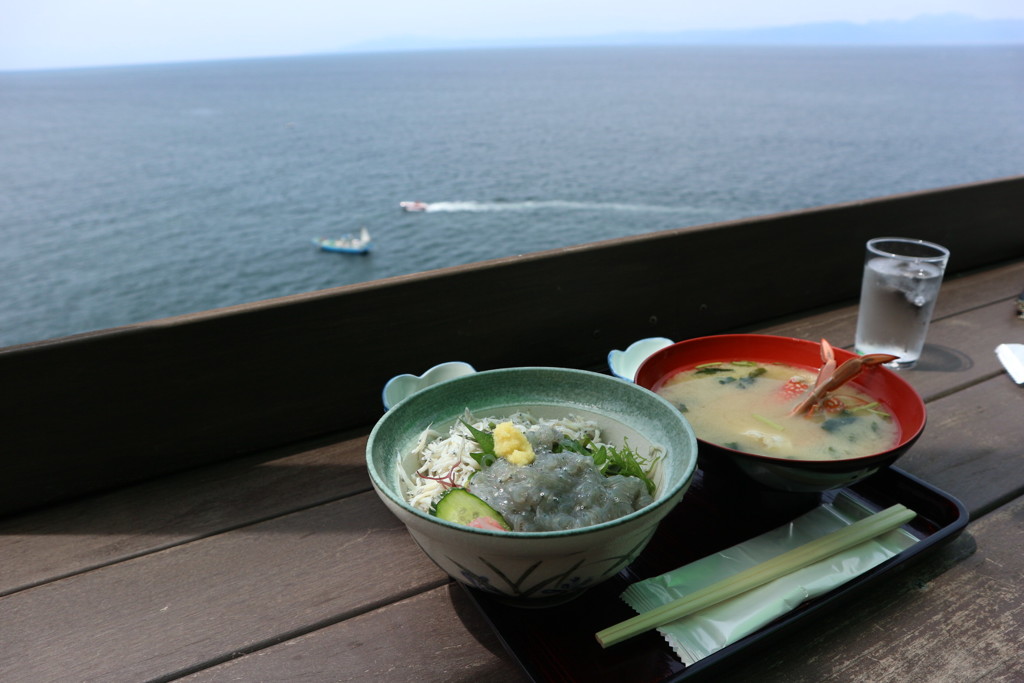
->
[[1, 178, 1022, 682]]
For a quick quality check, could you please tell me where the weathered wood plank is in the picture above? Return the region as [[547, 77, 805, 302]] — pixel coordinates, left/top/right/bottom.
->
[[887, 300, 1021, 399], [898, 375, 1024, 519], [178, 497, 1020, 683], [2, 347, 1018, 681], [930, 259, 1024, 319], [2, 178, 1022, 516], [180, 584, 526, 683], [716, 494, 1024, 683], [0, 491, 447, 683], [0, 431, 369, 597]]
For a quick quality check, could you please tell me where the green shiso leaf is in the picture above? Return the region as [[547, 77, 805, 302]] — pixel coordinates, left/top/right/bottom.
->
[[555, 436, 658, 495], [460, 420, 497, 467]]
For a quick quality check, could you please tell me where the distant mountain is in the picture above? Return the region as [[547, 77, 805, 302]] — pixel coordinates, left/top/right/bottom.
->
[[345, 14, 1024, 53], [646, 13, 1024, 46]]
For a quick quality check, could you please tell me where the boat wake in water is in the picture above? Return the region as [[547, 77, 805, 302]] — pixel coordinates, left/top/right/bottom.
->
[[418, 199, 703, 214]]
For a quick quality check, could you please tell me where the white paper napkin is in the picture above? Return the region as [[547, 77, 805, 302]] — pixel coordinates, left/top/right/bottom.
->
[[995, 344, 1024, 384]]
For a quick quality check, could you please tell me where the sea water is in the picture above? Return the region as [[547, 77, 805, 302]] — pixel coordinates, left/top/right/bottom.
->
[[854, 257, 945, 366], [3, 46, 1024, 348]]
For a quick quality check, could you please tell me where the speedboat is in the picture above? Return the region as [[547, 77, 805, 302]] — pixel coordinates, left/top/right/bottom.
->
[[399, 201, 429, 212], [312, 227, 372, 255]]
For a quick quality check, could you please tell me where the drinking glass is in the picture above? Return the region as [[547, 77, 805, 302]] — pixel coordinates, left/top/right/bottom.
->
[[854, 237, 950, 369]]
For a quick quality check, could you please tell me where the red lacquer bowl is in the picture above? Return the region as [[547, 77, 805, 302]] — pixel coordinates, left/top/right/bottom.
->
[[635, 334, 927, 493]]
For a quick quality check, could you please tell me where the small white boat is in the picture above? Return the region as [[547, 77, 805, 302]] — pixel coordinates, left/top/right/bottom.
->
[[399, 201, 429, 212], [312, 227, 372, 255]]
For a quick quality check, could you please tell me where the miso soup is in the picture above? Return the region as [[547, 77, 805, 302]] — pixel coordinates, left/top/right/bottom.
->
[[656, 360, 898, 461]]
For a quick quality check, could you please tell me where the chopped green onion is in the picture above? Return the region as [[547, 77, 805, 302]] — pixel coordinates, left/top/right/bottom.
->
[[847, 401, 892, 419], [595, 504, 916, 648], [752, 413, 785, 431], [730, 360, 758, 366]]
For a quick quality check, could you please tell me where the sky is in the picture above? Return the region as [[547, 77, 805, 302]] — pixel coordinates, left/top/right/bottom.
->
[[3, 0, 1024, 71]]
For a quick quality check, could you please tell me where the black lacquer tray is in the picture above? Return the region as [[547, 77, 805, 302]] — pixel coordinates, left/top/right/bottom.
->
[[464, 465, 968, 682]]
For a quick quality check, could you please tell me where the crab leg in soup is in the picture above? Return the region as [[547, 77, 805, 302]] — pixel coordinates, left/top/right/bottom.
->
[[656, 361, 898, 461]]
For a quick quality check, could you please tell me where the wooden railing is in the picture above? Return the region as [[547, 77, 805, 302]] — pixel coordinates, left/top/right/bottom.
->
[[2, 175, 1023, 517]]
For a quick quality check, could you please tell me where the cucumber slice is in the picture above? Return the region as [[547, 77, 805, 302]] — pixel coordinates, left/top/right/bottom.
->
[[433, 488, 511, 530]]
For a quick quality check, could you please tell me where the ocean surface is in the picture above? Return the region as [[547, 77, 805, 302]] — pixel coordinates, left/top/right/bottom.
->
[[2, 45, 1023, 348]]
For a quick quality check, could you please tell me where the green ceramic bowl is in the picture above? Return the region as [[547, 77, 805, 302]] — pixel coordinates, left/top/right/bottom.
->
[[367, 366, 698, 605]]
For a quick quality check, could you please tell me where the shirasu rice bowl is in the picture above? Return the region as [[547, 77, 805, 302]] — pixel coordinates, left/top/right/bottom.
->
[[366, 366, 699, 602], [400, 410, 661, 532]]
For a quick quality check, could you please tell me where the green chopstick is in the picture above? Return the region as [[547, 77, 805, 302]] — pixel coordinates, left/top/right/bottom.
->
[[595, 503, 916, 648]]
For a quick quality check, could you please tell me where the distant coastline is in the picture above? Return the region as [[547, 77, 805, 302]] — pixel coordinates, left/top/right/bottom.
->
[[344, 13, 1024, 54], [5, 13, 1022, 73]]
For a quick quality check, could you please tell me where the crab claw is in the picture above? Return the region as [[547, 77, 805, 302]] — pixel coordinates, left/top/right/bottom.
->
[[790, 342, 898, 416], [813, 338, 837, 392], [818, 353, 899, 395]]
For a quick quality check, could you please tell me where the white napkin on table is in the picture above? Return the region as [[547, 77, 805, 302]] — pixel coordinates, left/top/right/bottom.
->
[[996, 344, 1024, 384]]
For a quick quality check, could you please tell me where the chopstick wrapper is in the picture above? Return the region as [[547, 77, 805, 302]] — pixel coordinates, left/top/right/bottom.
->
[[620, 492, 919, 666]]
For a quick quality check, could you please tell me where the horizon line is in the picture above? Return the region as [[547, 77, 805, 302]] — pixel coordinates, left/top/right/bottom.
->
[[5, 12, 1023, 74]]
